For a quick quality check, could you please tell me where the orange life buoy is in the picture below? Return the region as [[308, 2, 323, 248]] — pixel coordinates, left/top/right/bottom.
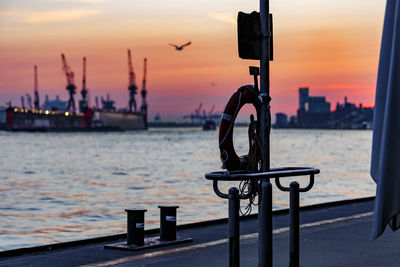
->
[[219, 85, 261, 171]]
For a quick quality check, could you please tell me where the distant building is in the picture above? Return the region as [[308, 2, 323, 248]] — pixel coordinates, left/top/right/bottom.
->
[[297, 87, 331, 128], [299, 87, 309, 110], [331, 97, 373, 129], [44, 95, 67, 111], [275, 112, 288, 128], [274, 87, 373, 129], [0, 106, 6, 126], [289, 115, 297, 127], [101, 95, 116, 111], [154, 113, 161, 122]]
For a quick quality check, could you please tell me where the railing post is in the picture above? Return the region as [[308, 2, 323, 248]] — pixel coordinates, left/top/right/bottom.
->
[[289, 182, 300, 267], [206, 169, 318, 267], [229, 187, 240, 267], [259, 179, 273, 267]]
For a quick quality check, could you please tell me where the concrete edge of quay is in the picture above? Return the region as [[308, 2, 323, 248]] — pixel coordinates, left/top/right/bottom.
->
[[0, 196, 375, 259]]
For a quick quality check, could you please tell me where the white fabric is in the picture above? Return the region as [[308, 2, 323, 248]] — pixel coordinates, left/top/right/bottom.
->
[[371, 0, 400, 240]]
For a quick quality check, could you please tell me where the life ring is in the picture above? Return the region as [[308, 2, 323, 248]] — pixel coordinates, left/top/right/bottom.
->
[[219, 85, 261, 171]]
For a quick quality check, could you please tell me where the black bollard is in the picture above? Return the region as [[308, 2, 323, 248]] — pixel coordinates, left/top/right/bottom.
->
[[158, 205, 179, 241], [289, 182, 300, 267], [228, 187, 240, 267], [125, 209, 147, 246]]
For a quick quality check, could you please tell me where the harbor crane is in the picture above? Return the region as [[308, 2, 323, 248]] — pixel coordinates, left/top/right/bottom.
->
[[127, 49, 137, 113], [26, 94, 32, 109], [61, 54, 76, 113], [79, 57, 88, 112], [140, 57, 148, 115], [33, 65, 40, 109], [208, 105, 215, 117], [20, 96, 25, 109], [183, 103, 221, 123], [195, 103, 203, 117], [95, 96, 100, 110]]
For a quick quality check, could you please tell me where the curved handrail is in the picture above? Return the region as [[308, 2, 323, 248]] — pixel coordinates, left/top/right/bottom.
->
[[205, 167, 319, 181], [212, 179, 257, 199], [205, 167, 319, 199], [275, 174, 314, 192]]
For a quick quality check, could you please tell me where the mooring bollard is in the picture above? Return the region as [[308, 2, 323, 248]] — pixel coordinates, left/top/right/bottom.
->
[[228, 187, 240, 267], [158, 205, 179, 241], [125, 208, 147, 246], [105, 206, 191, 251]]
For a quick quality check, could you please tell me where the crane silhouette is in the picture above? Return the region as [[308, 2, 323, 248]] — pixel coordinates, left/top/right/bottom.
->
[[169, 41, 192, 51], [61, 53, 76, 113]]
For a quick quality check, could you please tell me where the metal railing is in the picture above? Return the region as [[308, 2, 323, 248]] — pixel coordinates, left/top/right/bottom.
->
[[205, 167, 319, 267]]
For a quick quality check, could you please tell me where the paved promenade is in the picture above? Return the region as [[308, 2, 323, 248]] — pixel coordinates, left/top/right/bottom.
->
[[1, 197, 400, 266]]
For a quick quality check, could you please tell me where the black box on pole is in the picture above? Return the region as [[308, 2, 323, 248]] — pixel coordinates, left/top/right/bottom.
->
[[237, 11, 273, 61]]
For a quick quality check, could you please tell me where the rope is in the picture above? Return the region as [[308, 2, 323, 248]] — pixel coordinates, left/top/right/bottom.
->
[[239, 114, 262, 215]]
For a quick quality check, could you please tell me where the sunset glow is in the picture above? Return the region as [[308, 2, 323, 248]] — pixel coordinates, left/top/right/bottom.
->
[[0, 0, 386, 119]]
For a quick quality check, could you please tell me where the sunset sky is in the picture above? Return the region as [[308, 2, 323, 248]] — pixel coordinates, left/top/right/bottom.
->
[[0, 0, 386, 121]]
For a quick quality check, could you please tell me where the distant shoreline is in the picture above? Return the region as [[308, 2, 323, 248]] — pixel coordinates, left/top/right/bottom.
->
[[0, 122, 372, 130], [148, 122, 372, 130], [148, 122, 249, 128]]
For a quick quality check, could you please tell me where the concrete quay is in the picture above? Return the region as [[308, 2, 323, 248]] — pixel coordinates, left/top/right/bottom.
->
[[1, 197, 399, 266]]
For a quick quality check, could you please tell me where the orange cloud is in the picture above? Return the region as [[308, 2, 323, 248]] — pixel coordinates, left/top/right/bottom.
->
[[1, 9, 101, 24], [326, 84, 371, 90], [49, 0, 110, 3], [24, 9, 101, 23], [208, 13, 236, 25]]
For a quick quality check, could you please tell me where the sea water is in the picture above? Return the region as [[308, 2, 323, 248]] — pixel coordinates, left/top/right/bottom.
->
[[0, 128, 375, 251]]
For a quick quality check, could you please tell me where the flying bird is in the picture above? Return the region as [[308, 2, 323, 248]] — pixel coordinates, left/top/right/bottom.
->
[[169, 41, 192, 51]]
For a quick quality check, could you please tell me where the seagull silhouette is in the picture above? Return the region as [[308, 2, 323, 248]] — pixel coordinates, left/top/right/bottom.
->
[[169, 41, 192, 51]]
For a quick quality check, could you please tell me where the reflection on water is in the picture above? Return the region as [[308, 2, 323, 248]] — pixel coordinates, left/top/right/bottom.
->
[[0, 128, 375, 251]]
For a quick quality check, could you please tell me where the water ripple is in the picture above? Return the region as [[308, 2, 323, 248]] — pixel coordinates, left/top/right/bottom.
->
[[0, 128, 375, 251]]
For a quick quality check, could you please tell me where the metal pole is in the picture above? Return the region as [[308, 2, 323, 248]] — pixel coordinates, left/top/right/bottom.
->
[[289, 182, 300, 267], [259, 0, 270, 172], [259, 0, 273, 266], [259, 180, 273, 267], [229, 187, 240, 267]]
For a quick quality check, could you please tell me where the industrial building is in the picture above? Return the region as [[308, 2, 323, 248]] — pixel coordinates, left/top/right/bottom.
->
[[274, 87, 374, 129]]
